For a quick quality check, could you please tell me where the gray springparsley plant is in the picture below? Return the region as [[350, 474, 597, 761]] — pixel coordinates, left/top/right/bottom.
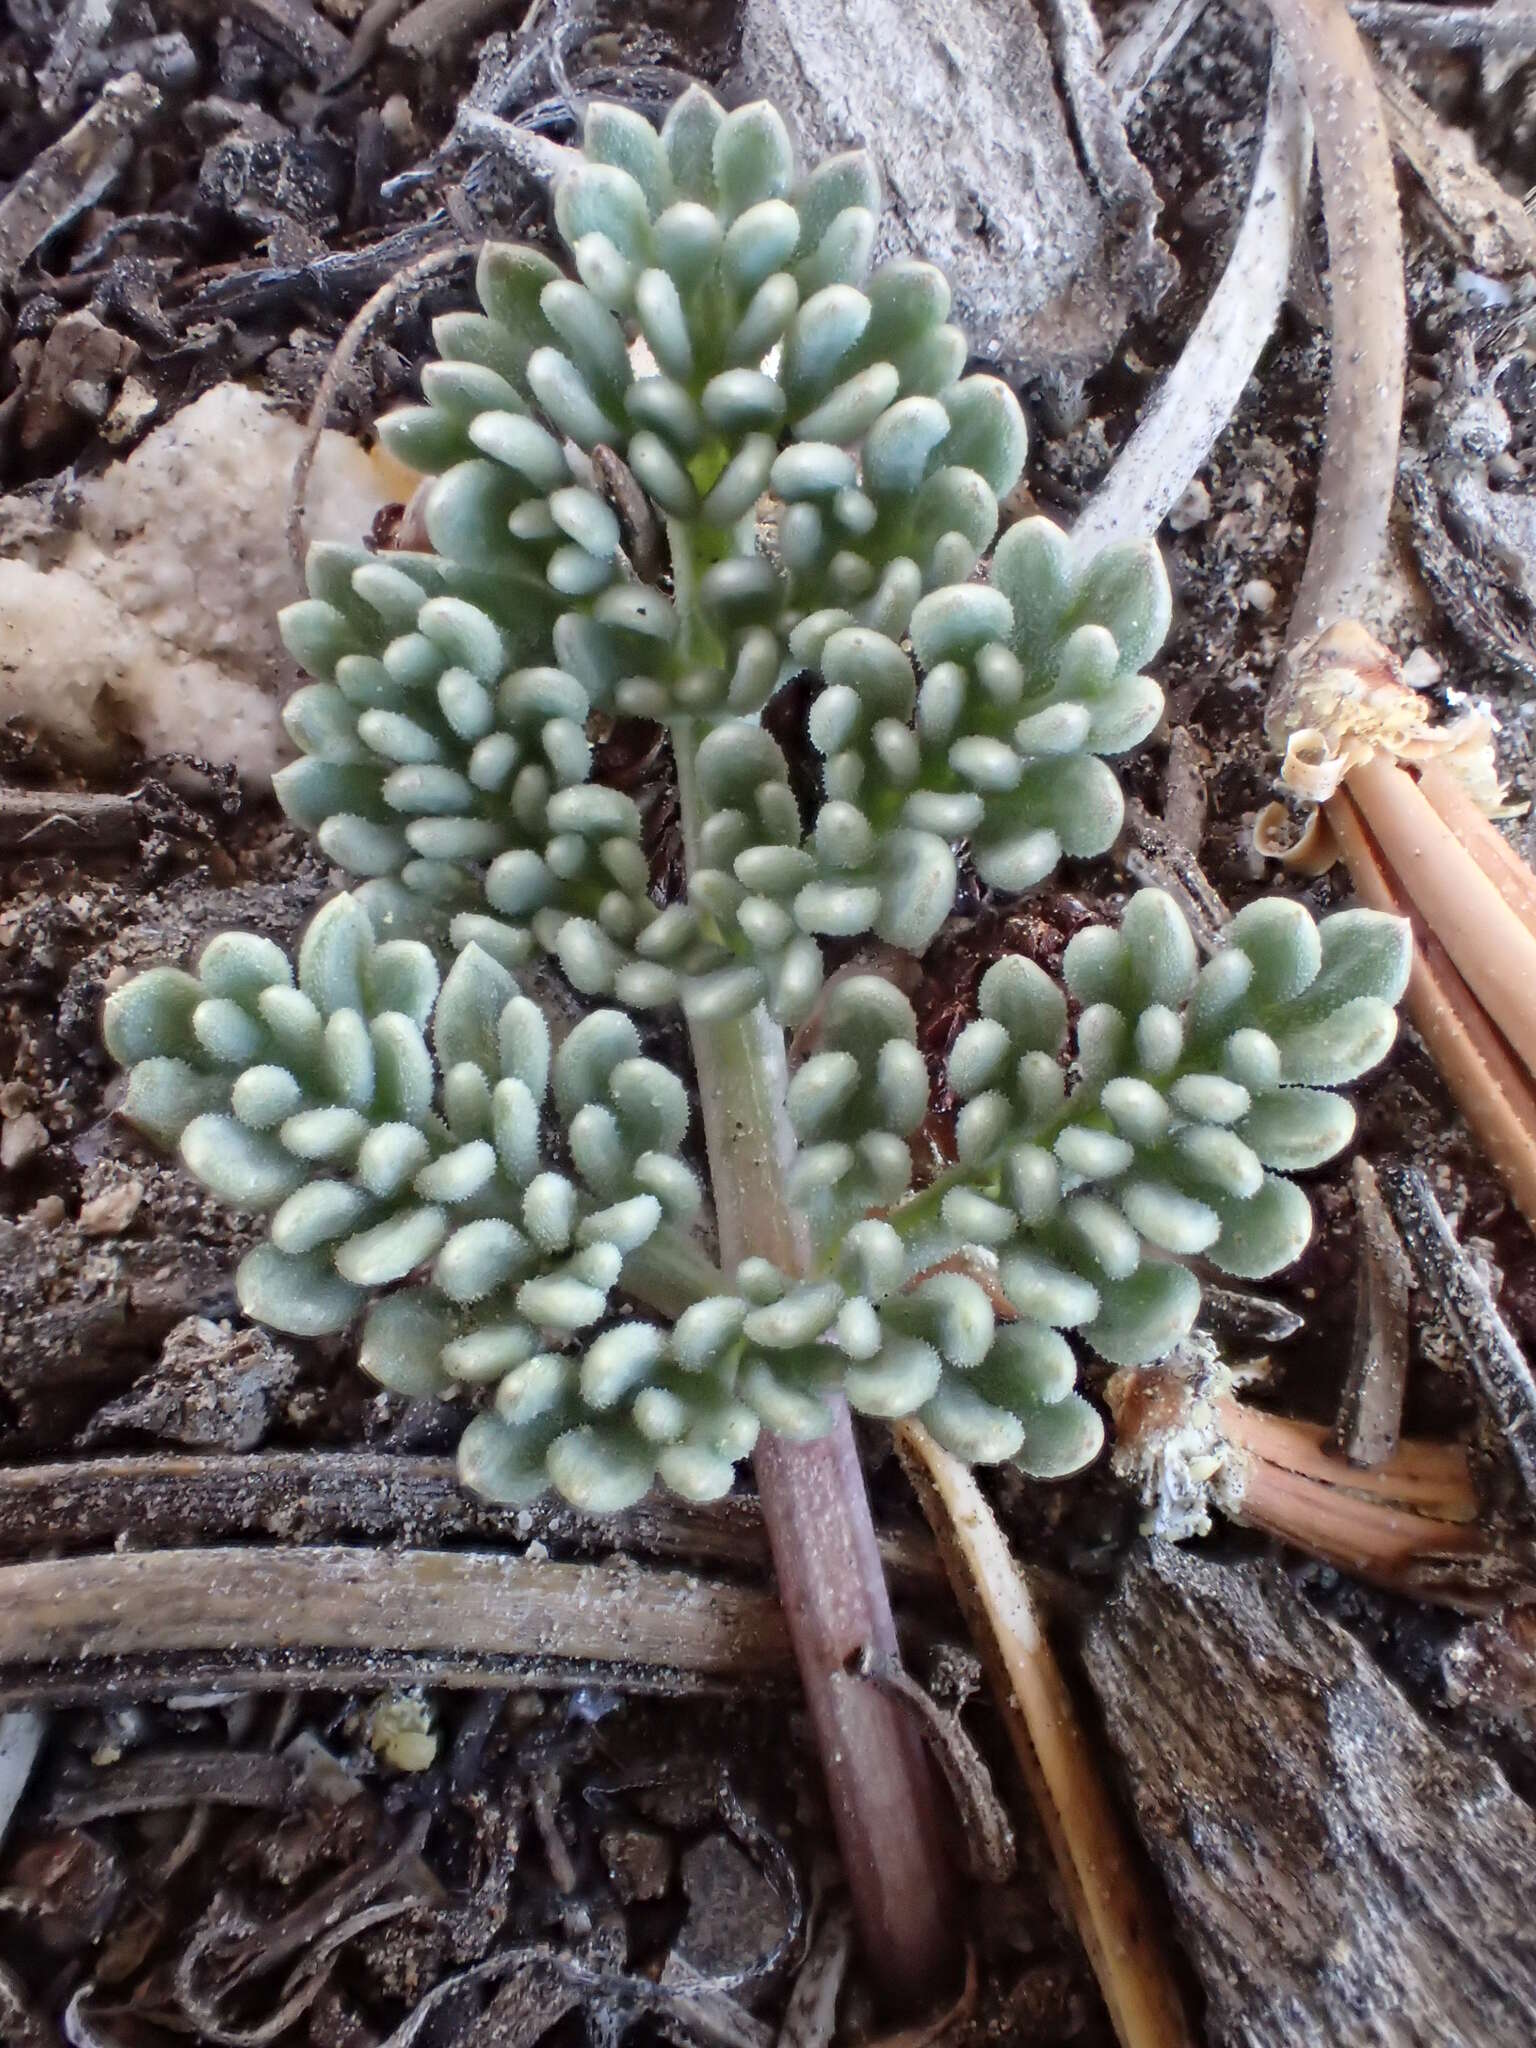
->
[[103, 86, 1411, 1515]]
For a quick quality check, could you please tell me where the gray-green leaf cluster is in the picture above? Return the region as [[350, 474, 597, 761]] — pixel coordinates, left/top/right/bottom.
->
[[102, 84, 1412, 1513], [271, 84, 1167, 1027], [106, 881, 1409, 1506]]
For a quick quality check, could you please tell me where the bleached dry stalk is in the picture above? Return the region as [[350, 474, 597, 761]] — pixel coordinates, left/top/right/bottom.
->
[[1075, 38, 1312, 554], [1261, 0, 1406, 662]]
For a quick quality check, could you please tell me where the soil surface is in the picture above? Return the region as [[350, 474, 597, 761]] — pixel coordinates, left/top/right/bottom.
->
[[5, 1, 1536, 2042]]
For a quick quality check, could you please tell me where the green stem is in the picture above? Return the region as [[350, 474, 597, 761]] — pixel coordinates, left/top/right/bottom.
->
[[621, 1224, 721, 1320], [672, 714, 960, 2012]]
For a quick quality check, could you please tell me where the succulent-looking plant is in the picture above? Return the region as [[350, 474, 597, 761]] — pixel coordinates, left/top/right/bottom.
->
[[103, 86, 1411, 1519]]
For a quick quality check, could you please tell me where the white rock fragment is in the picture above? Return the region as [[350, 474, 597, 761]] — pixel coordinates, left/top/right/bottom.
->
[[1168, 479, 1211, 533], [1401, 646, 1445, 691], [365, 1690, 438, 1772], [0, 383, 402, 781]]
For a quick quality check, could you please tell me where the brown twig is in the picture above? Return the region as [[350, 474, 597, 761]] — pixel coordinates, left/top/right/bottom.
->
[[0, 1449, 944, 1594], [894, 1421, 1197, 2048], [0, 1547, 796, 1705], [1351, 753, 1536, 1078], [1325, 778, 1536, 1227]]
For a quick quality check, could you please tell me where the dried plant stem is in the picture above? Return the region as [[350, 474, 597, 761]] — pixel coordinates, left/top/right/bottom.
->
[[671, 719, 958, 2012], [1218, 1399, 1477, 1518], [894, 1422, 1196, 2048], [1416, 760, 1536, 934], [287, 240, 467, 573], [1108, 1369, 1516, 1608], [1325, 781, 1536, 1226], [1075, 37, 1312, 553], [0, 1449, 943, 1592], [1262, 0, 1405, 660], [1347, 754, 1536, 1076], [1225, 1449, 1482, 1582], [0, 1547, 794, 1683]]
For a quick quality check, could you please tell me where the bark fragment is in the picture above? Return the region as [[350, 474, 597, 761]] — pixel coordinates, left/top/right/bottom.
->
[[1083, 1541, 1536, 2047], [735, 0, 1170, 381]]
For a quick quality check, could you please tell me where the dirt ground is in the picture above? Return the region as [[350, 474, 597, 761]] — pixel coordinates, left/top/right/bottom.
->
[[6, 0, 1536, 2041]]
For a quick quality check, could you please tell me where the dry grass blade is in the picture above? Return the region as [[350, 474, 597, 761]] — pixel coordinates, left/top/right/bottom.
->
[[893, 1421, 1196, 2048]]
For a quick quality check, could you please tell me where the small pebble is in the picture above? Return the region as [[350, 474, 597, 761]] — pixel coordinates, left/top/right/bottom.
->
[[1241, 577, 1277, 614], [1169, 480, 1211, 532], [673, 1832, 790, 1978], [601, 1824, 675, 1903], [379, 93, 417, 148], [102, 376, 158, 445], [79, 1181, 144, 1236], [366, 1691, 437, 1772], [1401, 647, 1444, 691], [1, 1111, 48, 1170]]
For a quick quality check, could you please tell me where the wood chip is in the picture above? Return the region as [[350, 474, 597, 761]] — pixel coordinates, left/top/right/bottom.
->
[[1084, 1541, 1536, 2046], [1329, 1156, 1412, 1466], [736, 0, 1169, 381], [0, 72, 161, 277], [230, 0, 349, 77]]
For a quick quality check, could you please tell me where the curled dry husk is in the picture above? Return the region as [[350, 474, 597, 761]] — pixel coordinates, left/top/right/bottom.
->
[[1257, 621, 1520, 869]]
